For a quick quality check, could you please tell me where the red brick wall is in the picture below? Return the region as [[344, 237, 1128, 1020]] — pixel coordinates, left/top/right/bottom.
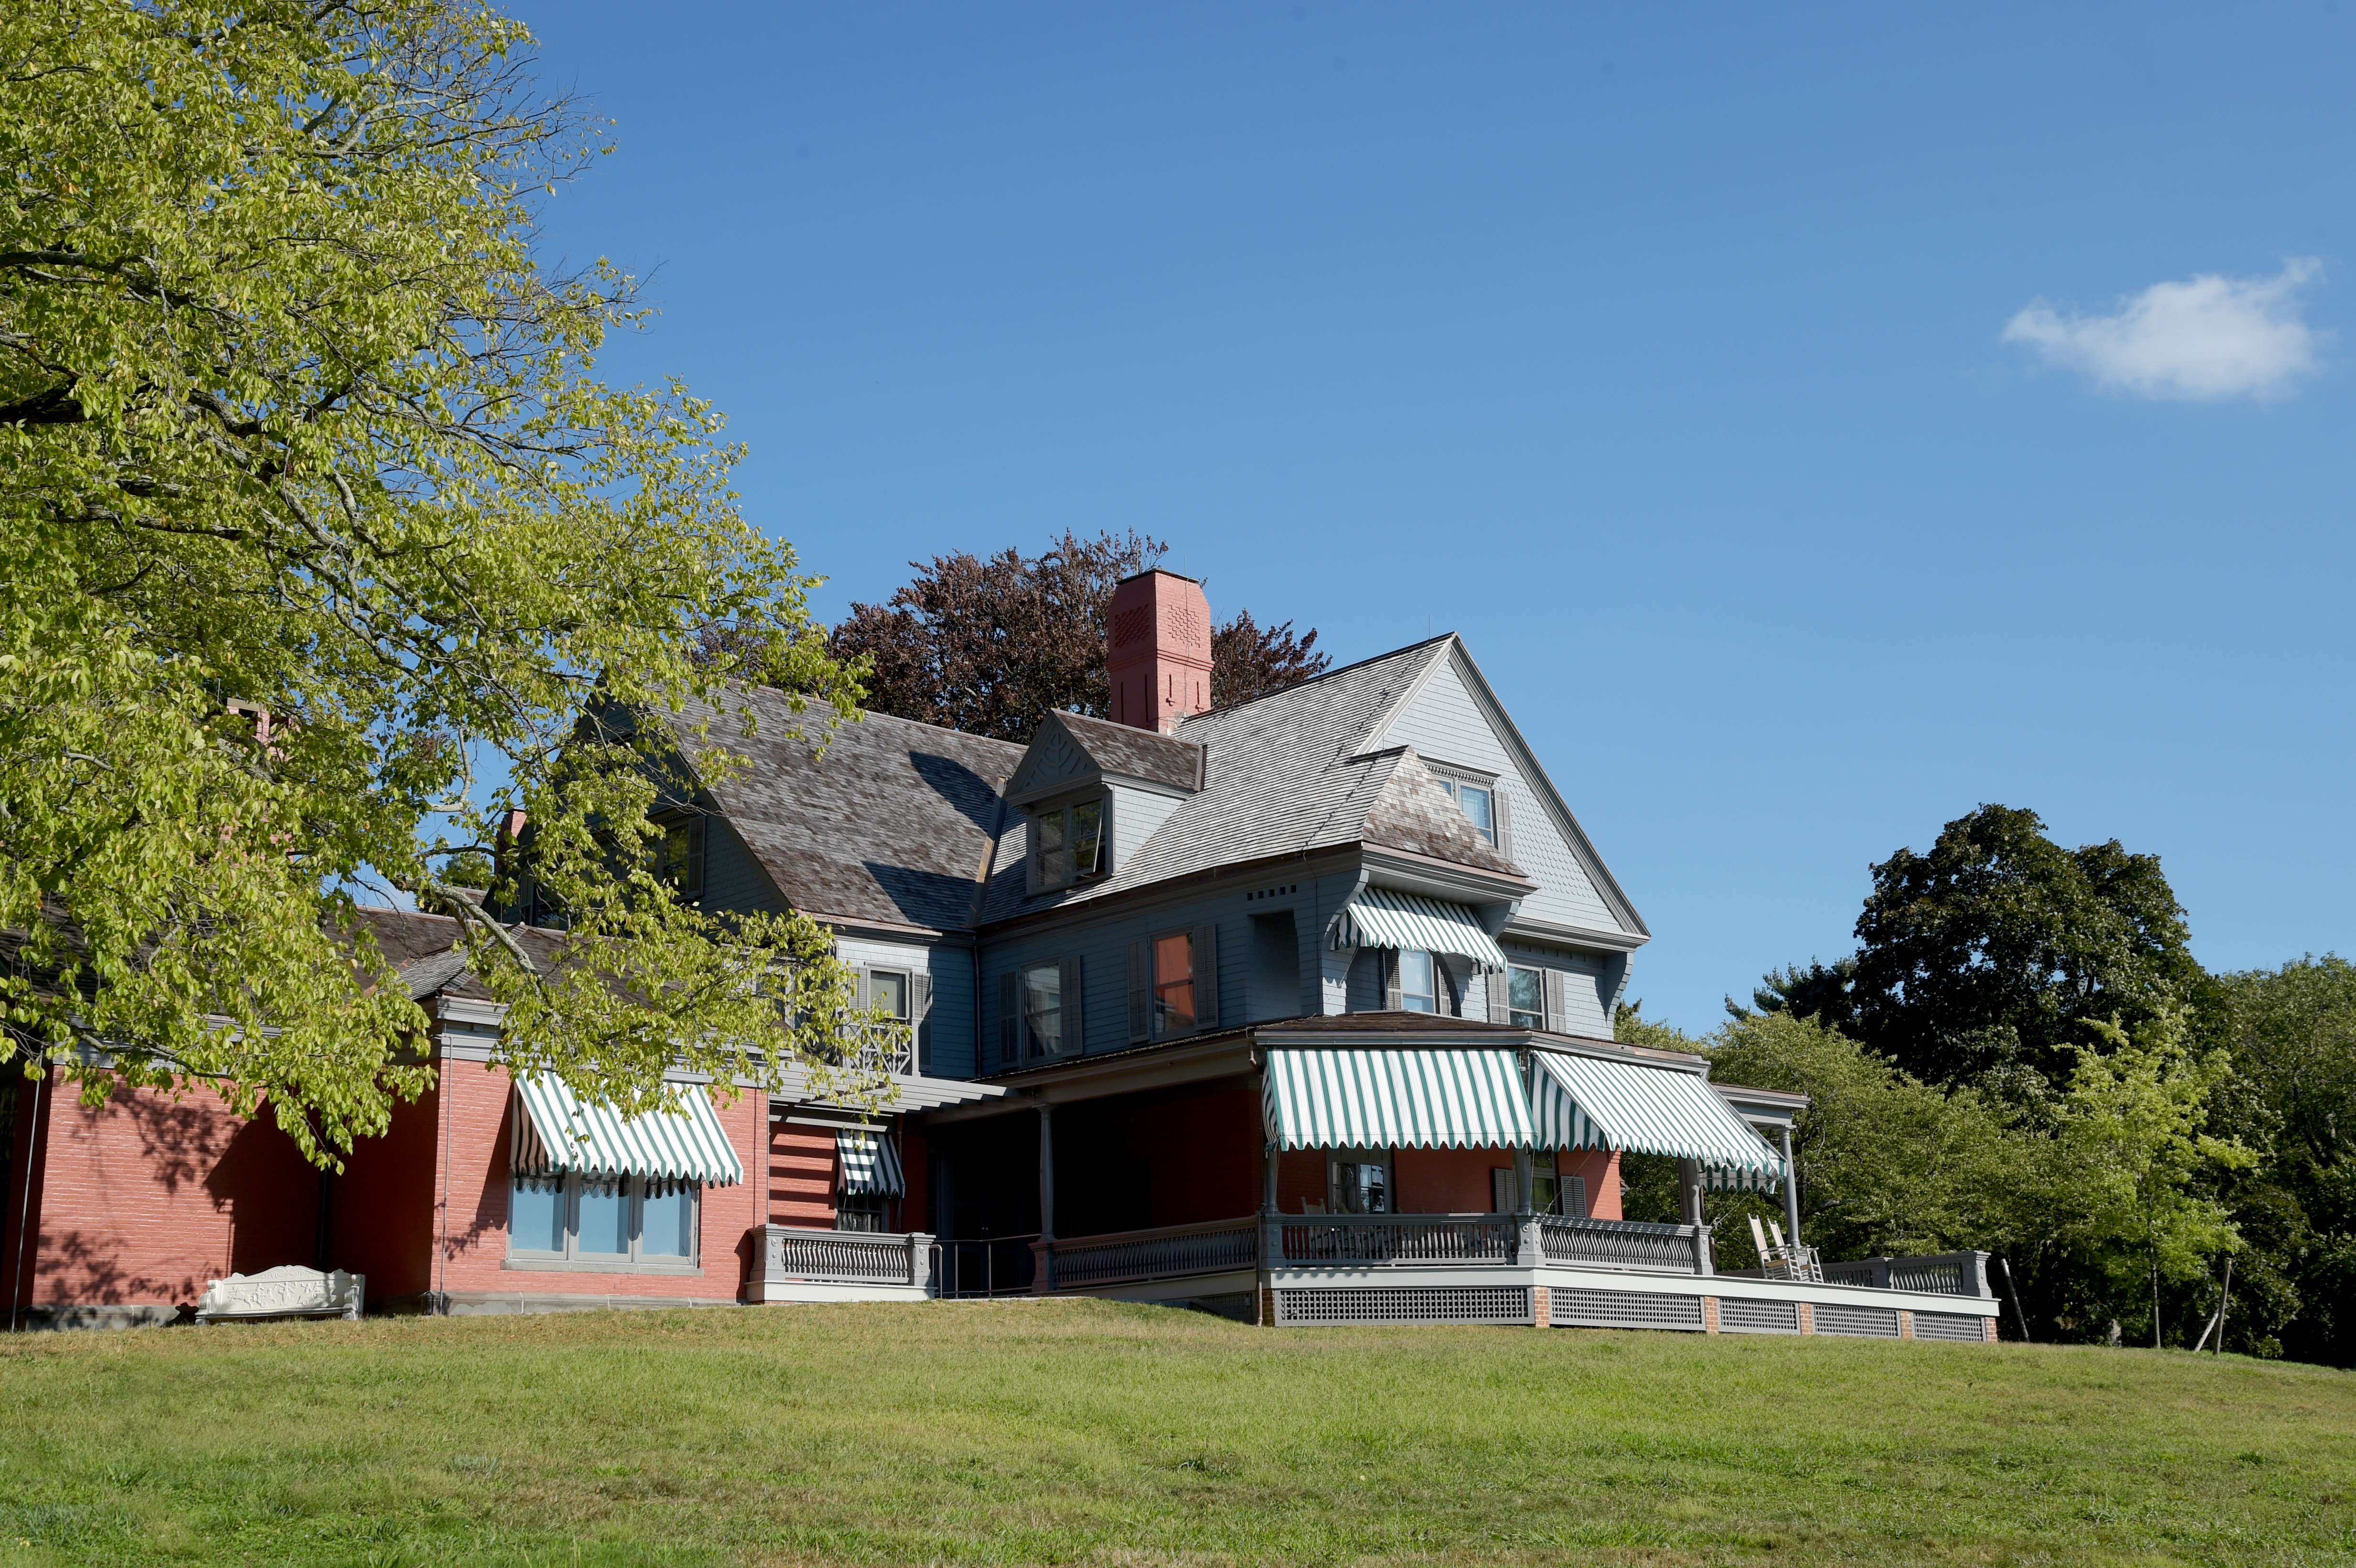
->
[[1395, 1146, 1504, 1214], [431, 1059, 764, 1303], [329, 1085, 441, 1304], [770, 1123, 836, 1228], [5, 1071, 321, 1311], [1565, 1148, 1622, 1220]]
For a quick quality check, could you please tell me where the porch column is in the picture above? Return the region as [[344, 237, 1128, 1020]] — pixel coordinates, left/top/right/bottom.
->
[[1677, 1156, 1712, 1276], [1779, 1126, 1801, 1246], [1030, 1102, 1056, 1296]]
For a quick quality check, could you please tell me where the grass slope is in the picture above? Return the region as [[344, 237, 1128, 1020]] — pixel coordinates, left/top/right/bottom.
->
[[0, 1299, 2349, 1566]]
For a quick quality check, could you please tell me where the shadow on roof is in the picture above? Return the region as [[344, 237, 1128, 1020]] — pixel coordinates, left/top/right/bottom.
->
[[909, 750, 1011, 836]]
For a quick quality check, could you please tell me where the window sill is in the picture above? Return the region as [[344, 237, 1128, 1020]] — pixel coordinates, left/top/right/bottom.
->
[[502, 1256, 704, 1277]]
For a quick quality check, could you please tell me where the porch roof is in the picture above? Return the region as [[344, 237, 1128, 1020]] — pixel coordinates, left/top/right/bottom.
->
[[1530, 1050, 1782, 1182], [1263, 1046, 1534, 1151]]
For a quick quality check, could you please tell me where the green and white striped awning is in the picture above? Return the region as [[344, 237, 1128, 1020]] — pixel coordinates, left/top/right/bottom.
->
[[1264, 1048, 1534, 1150], [1529, 1051, 1782, 1185], [836, 1128, 904, 1197], [1326, 887, 1508, 974], [512, 1076, 744, 1187]]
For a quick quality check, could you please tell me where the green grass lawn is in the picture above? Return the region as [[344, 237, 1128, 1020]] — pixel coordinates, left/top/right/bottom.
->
[[0, 1300, 2349, 1567]]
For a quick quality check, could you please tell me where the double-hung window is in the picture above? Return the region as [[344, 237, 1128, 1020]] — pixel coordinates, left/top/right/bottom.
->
[[1030, 798, 1106, 891], [1021, 961, 1065, 1058], [508, 1172, 700, 1269], [1329, 1151, 1391, 1215], [1431, 773, 1499, 849], [1507, 964, 1545, 1028], [1397, 949, 1439, 1014], [1153, 932, 1197, 1034]]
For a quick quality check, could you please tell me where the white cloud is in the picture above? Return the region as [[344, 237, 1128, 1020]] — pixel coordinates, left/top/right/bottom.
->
[[2002, 259, 2324, 402]]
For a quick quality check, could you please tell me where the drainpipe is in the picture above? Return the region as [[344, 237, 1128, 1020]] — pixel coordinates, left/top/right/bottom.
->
[[9, 1060, 48, 1333]]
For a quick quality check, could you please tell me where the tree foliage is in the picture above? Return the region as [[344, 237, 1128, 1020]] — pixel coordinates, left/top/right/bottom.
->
[[0, 0, 873, 1159], [830, 531, 1329, 742], [1848, 804, 2208, 1089]]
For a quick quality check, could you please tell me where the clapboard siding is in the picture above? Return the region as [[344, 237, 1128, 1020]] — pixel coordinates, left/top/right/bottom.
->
[[701, 814, 787, 914], [1498, 940, 1614, 1038], [835, 936, 976, 1081], [1375, 653, 1623, 936], [1110, 785, 1182, 874]]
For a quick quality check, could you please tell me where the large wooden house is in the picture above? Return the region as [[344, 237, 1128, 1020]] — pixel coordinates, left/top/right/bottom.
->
[[3, 570, 1998, 1341]]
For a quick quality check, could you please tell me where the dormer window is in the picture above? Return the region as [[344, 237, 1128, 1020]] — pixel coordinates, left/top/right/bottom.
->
[[1030, 797, 1105, 891], [652, 813, 705, 900], [1431, 772, 1499, 849]]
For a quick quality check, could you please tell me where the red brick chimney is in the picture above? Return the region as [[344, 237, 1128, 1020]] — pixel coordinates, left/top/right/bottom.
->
[[1106, 568, 1213, 733]]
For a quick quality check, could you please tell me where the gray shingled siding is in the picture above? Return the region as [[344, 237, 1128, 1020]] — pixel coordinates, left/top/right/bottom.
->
[[1499, 940, 1614, 1037], [1374, 653, 1622, 935], [1109, 784, 1182, 874]]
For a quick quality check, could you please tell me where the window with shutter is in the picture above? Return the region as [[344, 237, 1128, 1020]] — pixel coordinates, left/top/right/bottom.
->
[[1127, 940, 1152, 1043], [1058, 956, 1084, 1053], [1382, 949, 1403, 1012], [1492, 786, 1513, 860], [1189, 924, 1218, 1030], [1543, 968, 1567, 1034], [1485, 969, 1510, 1024], [913, 973, 933, 1074]]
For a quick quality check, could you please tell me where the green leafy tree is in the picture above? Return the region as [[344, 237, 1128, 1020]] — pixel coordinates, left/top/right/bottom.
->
[[2209, 958, 2356, 1364], [1, 0, 873, 1162], [1849, 804, 2212, 1090], [2039, 1009, 2250, 1347]]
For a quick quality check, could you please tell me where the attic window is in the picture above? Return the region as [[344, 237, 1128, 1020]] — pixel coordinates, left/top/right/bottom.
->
[[1031, 798, 1105, 891], [653, 814, 705, 899], [1433, 776, 1496, 848]]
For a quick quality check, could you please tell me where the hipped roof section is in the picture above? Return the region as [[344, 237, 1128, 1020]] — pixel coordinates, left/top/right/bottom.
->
[[669, 687, 1024, 933]]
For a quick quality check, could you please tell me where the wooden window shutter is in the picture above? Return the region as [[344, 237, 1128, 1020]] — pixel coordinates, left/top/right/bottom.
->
[[1485, 969, 1510, 1024], [1127, 940, 1152, 1043], [999, 971, 1020, 1066], [1493, 785, 1513, 859], [1059, 955, 1084, 1054], [1190, 923, 1219, 1031], [1382, 949, 1403, 1012], [1563, 1173, 1588, 1220], [1542, 968, 1567, 1034], [913, 972, 933, 1074], [854, 967, 870, 1009]]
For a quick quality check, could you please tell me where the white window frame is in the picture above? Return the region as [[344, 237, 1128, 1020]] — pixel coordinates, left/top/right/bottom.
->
[[1427, 765, 1502, 850], [1397, 948, 1440, 1013], [1506, 963, 1545, 1028], [1029, 795, 1108, 892], [1020, 959, 1067, 1060], [504, 1170, 703, 1274]]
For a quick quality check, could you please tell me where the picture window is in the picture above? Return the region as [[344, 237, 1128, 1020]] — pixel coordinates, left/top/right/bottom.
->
[[506, 1171, 701, 1268]]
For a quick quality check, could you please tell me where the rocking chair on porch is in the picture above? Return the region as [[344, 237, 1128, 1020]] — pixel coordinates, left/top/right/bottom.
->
[[1749, 1214, 1822, 1283]]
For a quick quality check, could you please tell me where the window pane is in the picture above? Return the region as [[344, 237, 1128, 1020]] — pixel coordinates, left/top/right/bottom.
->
[[1399, 949, 1437, 1013], [640, 1180, 697, 1260], [870, 970, 909, 1021], [1152, 932, 1195, 1033], [1332, 1158, 1389, 1214], [1069, 800, 1102, 877], [510, 1175, 566, 1252], [1458, 786, 1495, 846], [1034, 809, 1067, 888], [577, 1176, 629, 1255], [1022, 962, 1062, 1057], [1509, 964, 1544, 1028]]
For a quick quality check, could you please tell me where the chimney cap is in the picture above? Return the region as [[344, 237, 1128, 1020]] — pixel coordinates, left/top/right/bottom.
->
[[1113, 566, 1202, 588]]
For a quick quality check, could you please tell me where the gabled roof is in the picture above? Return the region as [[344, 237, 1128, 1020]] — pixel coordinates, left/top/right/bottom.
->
[[1004, 710, 1203, 802], [980, 638, 1525, 921], [672, 688, 1024, 933], [342, 905, 565, 1003]]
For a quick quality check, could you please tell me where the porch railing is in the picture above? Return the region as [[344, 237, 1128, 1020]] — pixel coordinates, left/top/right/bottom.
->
[[1821, 1251, 1991, 1297], [1270, 1214, 1519, 1267], [761, 1224, 930, 1287], [1537, 1214, 1702, 1273], [818, 1023, 917, 1078], [937, 1234, 1042, 1299], [1052, 1218, 1262, 1289]]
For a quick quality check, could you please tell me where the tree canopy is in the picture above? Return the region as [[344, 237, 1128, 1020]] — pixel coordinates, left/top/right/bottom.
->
[[1847, 804, 2207, 1089], [1, 0, 872, 1160], [830, 530, 1330, 743]]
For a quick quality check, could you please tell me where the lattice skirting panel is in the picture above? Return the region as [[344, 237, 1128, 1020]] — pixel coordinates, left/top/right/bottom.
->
[[1813, 1302, 1902, 1338], [1274, 1286, 1533, 1326], [1717, 1296, 1801, 1335], [1549, 1287, 1706, 1332], [1912, 1309, 1993, 1342]]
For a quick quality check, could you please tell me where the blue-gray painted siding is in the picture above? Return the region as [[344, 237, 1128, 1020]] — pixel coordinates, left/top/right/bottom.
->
[[1374, 652, 1624, 936], [1109, 785, 1182, 875], [1498, 939, 1614, 1037], [839, 934, 977, 1080], [701, 814, 786, 915]]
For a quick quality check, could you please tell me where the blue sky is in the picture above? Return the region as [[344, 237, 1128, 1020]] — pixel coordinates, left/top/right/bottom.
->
[[521, 3, 2356, 1032]]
